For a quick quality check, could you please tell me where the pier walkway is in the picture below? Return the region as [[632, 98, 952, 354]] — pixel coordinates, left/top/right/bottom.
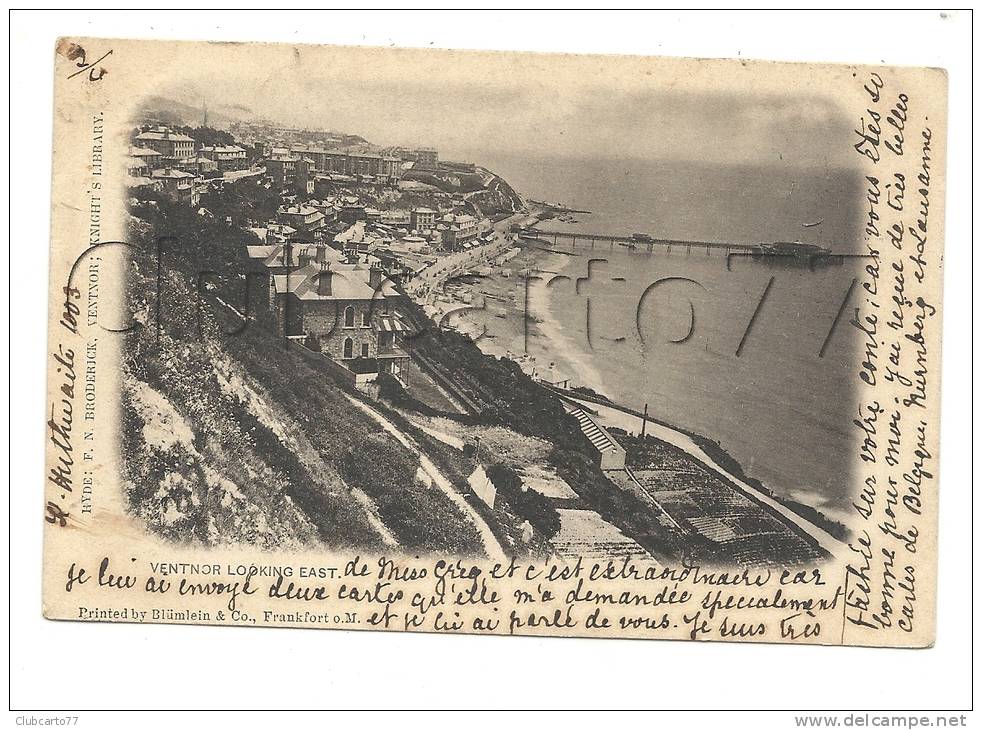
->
[[515, 226, 758, 255]]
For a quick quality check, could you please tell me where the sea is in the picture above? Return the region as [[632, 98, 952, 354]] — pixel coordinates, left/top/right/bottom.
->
[[475, 152, 868, 519]]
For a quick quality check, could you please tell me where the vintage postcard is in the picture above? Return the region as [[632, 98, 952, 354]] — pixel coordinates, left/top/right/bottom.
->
[[43, 37, 946, 646]]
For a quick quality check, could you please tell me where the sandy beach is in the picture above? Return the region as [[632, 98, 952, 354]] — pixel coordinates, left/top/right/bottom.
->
[[523, 249, 607, 394], [436, 228, 861, 520], [440, 243, 608, 395]]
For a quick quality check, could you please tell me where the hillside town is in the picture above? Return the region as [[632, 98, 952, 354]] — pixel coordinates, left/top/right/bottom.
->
[[123, 117, 844, 568], [127, 121, 530, 389]]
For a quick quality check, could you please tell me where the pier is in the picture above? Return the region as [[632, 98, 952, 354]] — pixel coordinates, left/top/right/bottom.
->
[[514, 226, 758, 255]]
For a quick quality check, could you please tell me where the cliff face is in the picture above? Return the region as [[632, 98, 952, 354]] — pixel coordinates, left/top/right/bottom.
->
[[400, 166, 526, 215], [466, 169, 527, 216], [119, 197, 486, 555]]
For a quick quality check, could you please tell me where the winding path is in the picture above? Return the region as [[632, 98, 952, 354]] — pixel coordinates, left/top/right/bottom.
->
[[345, 395, 507, 562]]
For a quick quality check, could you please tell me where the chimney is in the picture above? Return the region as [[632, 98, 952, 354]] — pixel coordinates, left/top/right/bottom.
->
[[369, 264, 383, 291], [315, 243, 327, 263], [317, 262, 333, 296], [297, 248, 311, 268], [283, 243, 294, 268]]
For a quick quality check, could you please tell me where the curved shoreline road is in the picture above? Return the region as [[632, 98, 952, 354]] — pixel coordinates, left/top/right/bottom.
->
[[406, 208, 541, 302], [565, 394, 845, 558], [345, 395, 507, 562]]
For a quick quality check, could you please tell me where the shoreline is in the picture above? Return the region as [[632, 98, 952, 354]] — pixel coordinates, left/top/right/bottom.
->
[[426, 231, 847, 538], [523, 250, 608, 396], [561, 393, 845, 554], [440, 243, 608, 398], [550, 386, 848, 543]]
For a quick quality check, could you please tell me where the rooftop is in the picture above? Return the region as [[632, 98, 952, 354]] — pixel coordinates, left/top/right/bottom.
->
[[151, 168, 196, 179], [270, 261, 400, 302], [266, 223, 298, 236], [136, 130, 195, 143], [246, 245, 278, 260], [262, 243, 338, 269], [201, 145, 246, 154], [279, 204, 318, 216]]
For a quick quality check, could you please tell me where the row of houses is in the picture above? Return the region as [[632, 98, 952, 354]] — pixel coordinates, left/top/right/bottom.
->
[[261, 197, 478, 247], [127, 145, 218, 177], [131, 126, 250, 175], [127, 124, 444, 206], [264, 151, 313, 193], [379, 211, 485, 251], [127, 162, 488, 255], [126, 125, 256, 206], [263, 146, 411, 192], [125, 158, 202, 207], [288, 146, 405, 184]]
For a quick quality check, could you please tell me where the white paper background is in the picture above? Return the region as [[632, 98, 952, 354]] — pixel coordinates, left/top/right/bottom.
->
[[6, 9, 974, 722]]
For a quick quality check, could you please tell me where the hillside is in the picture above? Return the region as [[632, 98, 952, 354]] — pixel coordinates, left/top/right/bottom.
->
[[121, 185, 835, 567], [121, 194, 489, 555], [400, 165, 526, 216], [133, 95, 245, 129], [119, 190, 682, 561]]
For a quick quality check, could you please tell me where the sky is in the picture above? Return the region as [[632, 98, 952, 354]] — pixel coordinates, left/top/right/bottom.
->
[[162, 44, 857, 170]]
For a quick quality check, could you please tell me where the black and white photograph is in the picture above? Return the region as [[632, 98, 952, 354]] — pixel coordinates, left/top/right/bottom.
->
[[9, 9, 972, 722], [118, 49, 878, 569]]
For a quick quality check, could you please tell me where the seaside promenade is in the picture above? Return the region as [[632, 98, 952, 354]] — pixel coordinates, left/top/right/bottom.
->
[[405, 209, 538, 310]]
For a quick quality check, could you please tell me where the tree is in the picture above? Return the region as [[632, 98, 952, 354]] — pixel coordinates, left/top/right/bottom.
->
[[176, 125, 236, 148]]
